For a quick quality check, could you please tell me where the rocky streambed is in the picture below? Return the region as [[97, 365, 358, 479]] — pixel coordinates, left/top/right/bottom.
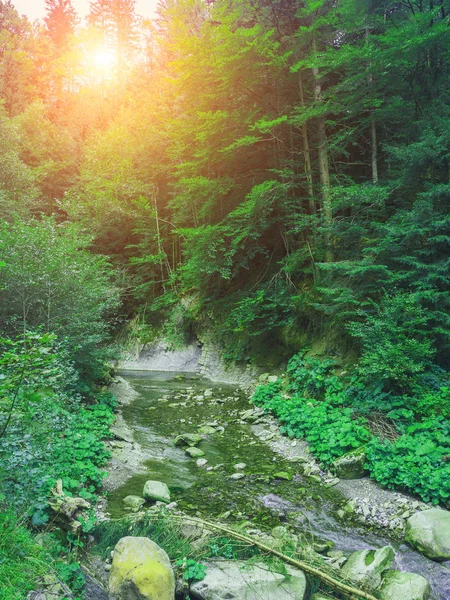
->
[[103, 371, 450, 599]]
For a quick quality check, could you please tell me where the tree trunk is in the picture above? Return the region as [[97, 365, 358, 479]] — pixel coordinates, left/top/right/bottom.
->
[[298, 72, 315, 213], [312, 40, 332, 261]]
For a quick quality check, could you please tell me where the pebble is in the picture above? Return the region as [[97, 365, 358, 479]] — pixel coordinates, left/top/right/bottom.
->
[[229, 472, 245, 480], [234, 463, 247, 470]]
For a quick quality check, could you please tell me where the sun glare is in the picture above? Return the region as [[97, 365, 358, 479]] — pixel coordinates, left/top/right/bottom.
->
[[94, 49, 117, 70]]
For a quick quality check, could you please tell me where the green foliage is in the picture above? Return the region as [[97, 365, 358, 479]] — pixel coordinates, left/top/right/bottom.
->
[[176, 558, 207, 583], [254, 382, 371, 465], [255, 351, 450, 504], [0, 511, 51, 600], [348, 293, 435, 389], [0, 217, 119, 383], [0, 332, 116, 508], [366, 418, 450, 504]]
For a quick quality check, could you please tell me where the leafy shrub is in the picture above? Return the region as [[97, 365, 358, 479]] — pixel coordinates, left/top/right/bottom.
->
[[254, 383, 371, 464], [366, 417, 450, 504], [286, 351, 338, 398], [0, 332, 116, 508]]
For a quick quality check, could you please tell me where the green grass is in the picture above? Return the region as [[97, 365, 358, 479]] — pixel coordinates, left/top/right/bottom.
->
[[0, 512, 52, 600]]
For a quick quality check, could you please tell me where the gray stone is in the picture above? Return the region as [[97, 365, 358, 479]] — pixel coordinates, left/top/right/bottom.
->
[[143, 480, 171, 504], [234, 463, 247, 470], [331, 448, 367, 479], [122, 495, 145, 512], [268, 375, 278, 383], [229, 472, 245, 480], [196, 458, 208, 467], [189, 560, 306, 600], [379, 571, 431, 600], [405, 508, 450, 560], [340, 546, 395, 588]]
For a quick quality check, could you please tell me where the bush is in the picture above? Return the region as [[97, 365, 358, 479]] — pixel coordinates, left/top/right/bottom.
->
[[253, 382, 371, 465], [366, 418, 450, 504], [0, 217, 119, 383], [254, 350, 450, 505]]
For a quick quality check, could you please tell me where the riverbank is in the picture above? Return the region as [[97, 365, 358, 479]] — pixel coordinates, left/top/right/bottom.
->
[[99, 370, 450, 599]]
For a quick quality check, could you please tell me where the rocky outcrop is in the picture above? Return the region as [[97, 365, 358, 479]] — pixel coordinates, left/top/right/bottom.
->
[[405, 508, 450, 560], [379, 571, 431, 600], [340, 546, 395, 589], [142, 481, 171, 504], [331, 448, 367, 480], [189, 560, 306, 600], [109, 537, 174, 600]]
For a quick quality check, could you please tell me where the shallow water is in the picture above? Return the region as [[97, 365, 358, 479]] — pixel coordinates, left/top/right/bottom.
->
[[107, 371, 450, 599]]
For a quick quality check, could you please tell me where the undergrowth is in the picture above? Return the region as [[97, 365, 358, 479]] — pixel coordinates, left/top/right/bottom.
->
[[254, 350, 450, 505]]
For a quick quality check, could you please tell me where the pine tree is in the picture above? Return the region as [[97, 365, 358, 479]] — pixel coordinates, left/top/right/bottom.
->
[[44, 0, 77, 52]]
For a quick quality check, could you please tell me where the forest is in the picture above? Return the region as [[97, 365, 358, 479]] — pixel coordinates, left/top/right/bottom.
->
[[0, 0, 449, 598]]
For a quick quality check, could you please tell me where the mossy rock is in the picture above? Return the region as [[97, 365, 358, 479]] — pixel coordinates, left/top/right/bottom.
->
[[331, 447, 367, 479], [379, 570, 431, 600], [405, 508, 450, 560], [185, 446, 205, 458], [109, 536, 175, 600], [143, 480, 171, 504], [174, 433, 202, 447], [122, 495, 146, 512], [340, 546, 395, 589]]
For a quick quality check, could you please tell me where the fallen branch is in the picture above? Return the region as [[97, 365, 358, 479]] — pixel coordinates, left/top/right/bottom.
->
[[143, 512, 379, 600]]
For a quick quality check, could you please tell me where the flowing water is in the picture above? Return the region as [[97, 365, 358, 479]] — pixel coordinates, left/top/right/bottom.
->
[[107, 371, 450, 599]]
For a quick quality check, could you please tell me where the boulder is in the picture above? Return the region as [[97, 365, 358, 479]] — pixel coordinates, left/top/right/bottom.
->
[[109, 536, 175, 600], [186, 447, 205, 458], [189, 560, 306, 600], [340, 546, 395, 589], [174, 433, 202, 447], [143, 481, 171, 504], [379, 571, 431, 600], [123, 496, 146, 512], [331, 448, 367, 479], [405, 508, 450, 560]]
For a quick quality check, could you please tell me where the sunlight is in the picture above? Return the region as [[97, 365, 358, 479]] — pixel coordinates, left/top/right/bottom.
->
[[93, 48, 117, 71]]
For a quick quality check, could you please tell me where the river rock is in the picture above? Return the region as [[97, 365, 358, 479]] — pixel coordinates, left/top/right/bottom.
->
[[186, 447, 205, 458], [340, 546, 395, 588], [405, 508, 450, 560], [331, 448, 367, 479], [234, 463, 247, 470], [196, 458, 208, 467], [122, 495, 146, 511], [189, 560, 306, 600], [109, 536, 175, 600], [198, 425, 217, 435], [174, 433, 202, 447], [143, 480, 171, 504], [379, 570, 431, 600]]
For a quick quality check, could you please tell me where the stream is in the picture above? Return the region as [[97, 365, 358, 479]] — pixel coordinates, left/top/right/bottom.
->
[[107, 371, 450, 599]]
